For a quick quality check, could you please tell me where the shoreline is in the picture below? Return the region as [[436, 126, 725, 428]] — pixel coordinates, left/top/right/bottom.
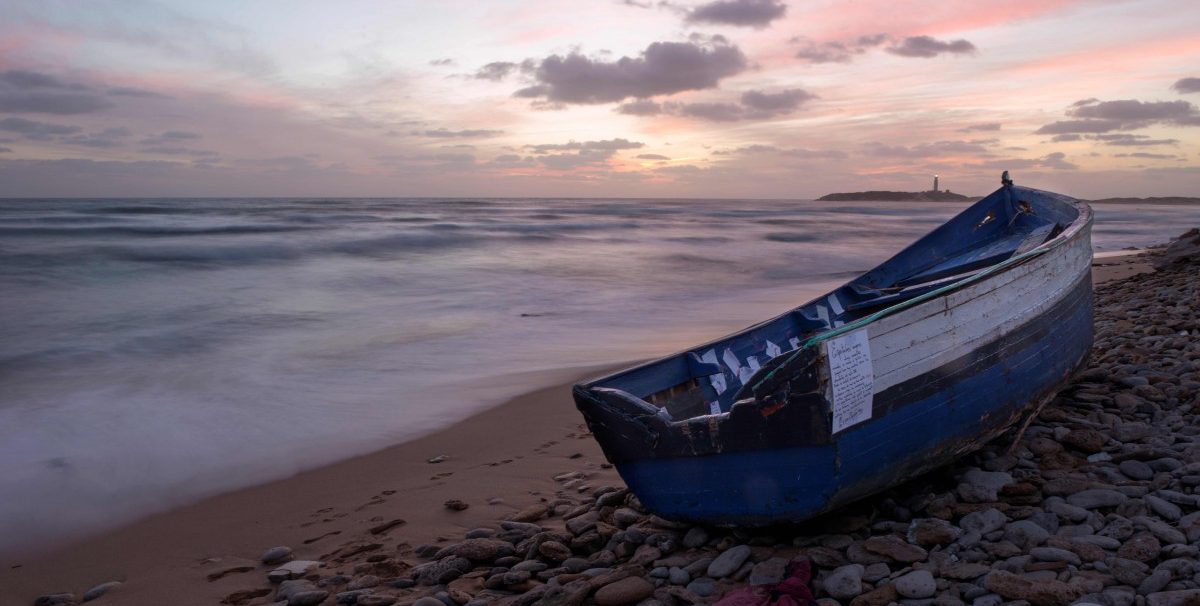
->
[[0, 250, 1159, 604]]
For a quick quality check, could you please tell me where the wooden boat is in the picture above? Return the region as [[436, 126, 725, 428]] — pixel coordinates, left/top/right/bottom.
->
[[573, 174, 1094, 524]]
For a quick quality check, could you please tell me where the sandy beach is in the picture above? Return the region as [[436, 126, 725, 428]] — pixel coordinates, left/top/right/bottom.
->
[[0, 247, 1167, 605]]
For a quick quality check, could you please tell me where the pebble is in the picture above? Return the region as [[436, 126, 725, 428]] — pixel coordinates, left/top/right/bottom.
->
[[825, 564, 865, 600], [261, 546, 294, 565], [707, 545, 752, 578], [1067, 489, 1129, 509], [1120, 460, 1155, 480], [894, 570, 936, 599], [1030, 546, 1081, 565], [1147, 589, 1200, 606], [81, 581, 122, 602], [749, 557, 788, 585], [687, 578, 716, 597], [593, 576, 655, 605], [960, 509, 1008, 535], [682, 526, 709, 548]]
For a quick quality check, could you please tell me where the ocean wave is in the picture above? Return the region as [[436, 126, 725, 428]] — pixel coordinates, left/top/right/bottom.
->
[[0, 224, 318, 238], [764, 232, 822, 243]]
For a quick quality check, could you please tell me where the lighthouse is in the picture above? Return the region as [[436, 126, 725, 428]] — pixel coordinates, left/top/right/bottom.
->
[[933, 174, 939, 192]]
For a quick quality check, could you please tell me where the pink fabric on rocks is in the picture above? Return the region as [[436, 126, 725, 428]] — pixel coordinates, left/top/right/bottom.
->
[[715, 558, 815, 606]]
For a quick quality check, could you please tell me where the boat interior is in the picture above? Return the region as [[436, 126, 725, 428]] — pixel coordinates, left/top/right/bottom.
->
[[586, 185, 1083, 422]]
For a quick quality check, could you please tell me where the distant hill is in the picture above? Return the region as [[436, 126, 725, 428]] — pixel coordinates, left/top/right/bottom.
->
[[1087, 197, 1200, 205], [817, 190, 977, 202]]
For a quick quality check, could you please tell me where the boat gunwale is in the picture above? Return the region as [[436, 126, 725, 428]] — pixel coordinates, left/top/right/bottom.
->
[[577, 185, 1094, 406]]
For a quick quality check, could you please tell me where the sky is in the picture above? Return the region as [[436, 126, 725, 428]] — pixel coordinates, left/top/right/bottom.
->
[[0, 0, 1198, 198]]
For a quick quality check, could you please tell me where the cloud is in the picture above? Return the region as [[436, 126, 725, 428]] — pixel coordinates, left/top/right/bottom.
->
[[140, 146, 219, 157], [525, 138, 645, 153], [1072, 99, 1199, 125], [1050, 134, 1082, 142], [429, 58, 456, 67], [885, 36, 977, 58], [618, 87, 815, 122], [1173, 78, 1200, 94], [636, 153, 670, 160], [616, 99, 664, 116], [792, 34, 889, 64], [62, 127, 133, 148], [0, 117, 83, 139], [473, 60, 534, 81], [0, 69, 114, 115], [1035, 99, 1200, 133], [958, 122, 1001, 132], [740, 88, 816, 115], [685, 0, 787, 28], [972, 152, 1077, 171], [715, 144, 846, 159], [415, 128, 505, 138], [1090, 134, 1179, 147], [107, 86, 171, 99], [674, 101, 744, 122], [869, 140, 990, 157], [140, 130, 203, 145], [524, 138, 644, 170], [514, 39, 747, 104], [1035, 119, 1123, 134], [1115, 152, 1178, 160]]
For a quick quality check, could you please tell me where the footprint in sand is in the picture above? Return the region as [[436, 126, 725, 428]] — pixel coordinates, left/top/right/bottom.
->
[[302, 530, 341, 544]]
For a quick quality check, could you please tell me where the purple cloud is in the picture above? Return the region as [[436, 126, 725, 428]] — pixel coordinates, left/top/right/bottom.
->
[[1114, 152, 1177, 160], [1036, 99, 1200, 133], [616, 99, 664, 116], [972, 152, 1077, 171], [674, 102, 744, 122], [792, 34, 889, 64], [415, 128, 505, 138], [514, 40, 747, 104], [740, 88, 816, 115], [0, 69, 114, 114], [686, 0, 787, 28], [885, 36, 977, 58], [0, 117, 83, 139], [1173, 78, 1200, 94], [524, 138, 645, 169], [958, 122, 1001, 132], [869, 140, 990, 157]]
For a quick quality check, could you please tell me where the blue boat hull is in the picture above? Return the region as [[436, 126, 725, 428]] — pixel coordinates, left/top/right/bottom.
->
[[574, 183, 1094, 524], [615, 273, 1092, 524]]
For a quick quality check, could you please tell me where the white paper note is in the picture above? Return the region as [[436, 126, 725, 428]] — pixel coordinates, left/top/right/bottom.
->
[[708, 401, 722, 415], [765, 340, 782, 358], [747, 355, 761, 371], [700, 349, 718, 366], [710, 373, 727, 395], [722, 348, 741, 375], [737, 366, 755, 384], [789, 337, 801, 349], [827, 329, 874, 434]]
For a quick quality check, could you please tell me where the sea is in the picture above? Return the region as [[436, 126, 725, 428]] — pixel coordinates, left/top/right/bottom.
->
[[2, 197, 1198, 555]]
